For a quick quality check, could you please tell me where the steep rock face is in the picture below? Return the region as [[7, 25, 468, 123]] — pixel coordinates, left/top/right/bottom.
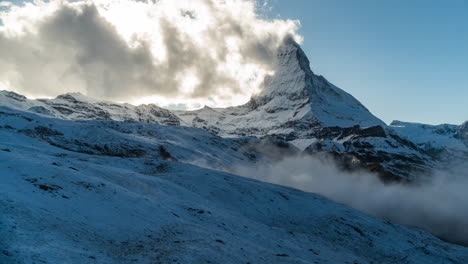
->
[[0, 91, 181, 126]]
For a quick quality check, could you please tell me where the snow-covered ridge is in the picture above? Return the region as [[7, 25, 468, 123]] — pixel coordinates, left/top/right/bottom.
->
[[0, 106, 261, 170], [0, 90, 182, 126], [390, 120, 468, 161]]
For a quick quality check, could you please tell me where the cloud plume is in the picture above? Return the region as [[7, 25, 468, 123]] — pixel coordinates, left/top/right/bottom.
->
[[0, 0, 301, 108], [234, 155, 468, 246]]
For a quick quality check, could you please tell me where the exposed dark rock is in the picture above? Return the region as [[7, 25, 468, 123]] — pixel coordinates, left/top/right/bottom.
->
[[158, 146, 177, 161], [457, 121, 468, 146], [28, 106, 53, 115], [3, 91, 26, 101]]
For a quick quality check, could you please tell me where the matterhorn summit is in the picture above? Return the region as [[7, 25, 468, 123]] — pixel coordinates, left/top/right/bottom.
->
[[254, 36, 385, 128], [178, 37, 385, 139]]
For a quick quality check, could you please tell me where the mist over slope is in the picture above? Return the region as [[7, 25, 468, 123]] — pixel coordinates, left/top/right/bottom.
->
[[233, 154, 468, 247], [1, 107, 468, 264]]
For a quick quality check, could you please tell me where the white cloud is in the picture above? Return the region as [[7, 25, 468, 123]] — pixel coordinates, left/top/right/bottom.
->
[[0, 0, 301, 108], [234, 155, 468, 246]]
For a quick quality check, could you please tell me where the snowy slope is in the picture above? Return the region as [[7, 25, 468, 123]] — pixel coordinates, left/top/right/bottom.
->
[[0, 91, 181, 126], [390, 121, 464, 150], [390, 120, 468, 163], [0, 106, 263, 171], [1, 110, 468, 264]]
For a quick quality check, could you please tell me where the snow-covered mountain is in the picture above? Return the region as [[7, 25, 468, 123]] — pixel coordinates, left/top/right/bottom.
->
[[1, 36, 468, 263], [390, 120, 468, 163], [175, 38, 467, 181], [1, 37, 467, 183], [2, 107, 468, 264], [176, 37, 385, 137], [0, 91, 181, 126], [458, 121, 468, 145], [1, 38, 467, 181]]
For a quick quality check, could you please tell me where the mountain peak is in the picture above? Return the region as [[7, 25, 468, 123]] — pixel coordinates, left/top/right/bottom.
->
[[254, 38, 385, 128], [0, 90, 28, 102], [55, 92, 94, 103], [276, 36, 311, 74]]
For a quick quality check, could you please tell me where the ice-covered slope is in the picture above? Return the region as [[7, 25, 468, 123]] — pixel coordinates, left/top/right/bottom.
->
[[1, 109, 467, 264], [0, 90, 181, 126]]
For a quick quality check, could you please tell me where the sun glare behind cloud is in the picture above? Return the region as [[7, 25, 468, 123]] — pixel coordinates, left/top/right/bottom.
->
[[0, 0, 301, 109]]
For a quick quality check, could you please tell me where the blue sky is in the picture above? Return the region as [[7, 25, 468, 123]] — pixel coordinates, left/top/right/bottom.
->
[[3, 0, 467, 125], [266, 0, 467, 125]]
